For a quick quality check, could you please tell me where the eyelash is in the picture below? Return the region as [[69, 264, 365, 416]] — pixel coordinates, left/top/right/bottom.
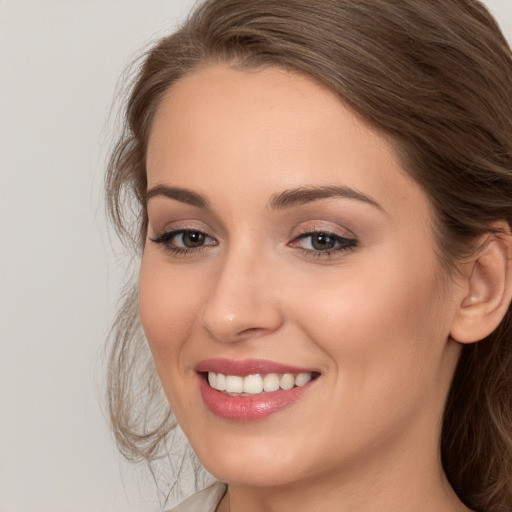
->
[[149, 229, 357, 258], [150, 229, 216, 256], [291, 231, 357, 257]]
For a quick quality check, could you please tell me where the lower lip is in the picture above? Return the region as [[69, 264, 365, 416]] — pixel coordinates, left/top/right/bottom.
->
[[198, 375, 315, 421]]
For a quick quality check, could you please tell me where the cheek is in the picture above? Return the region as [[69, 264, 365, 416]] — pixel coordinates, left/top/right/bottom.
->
[[138, 254, 211, 423], [138, 254, 201, 367], [283, 251, 455, 454], [290, 247, 450, 389]]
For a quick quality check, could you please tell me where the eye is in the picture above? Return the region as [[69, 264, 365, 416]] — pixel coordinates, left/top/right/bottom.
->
[[150, 229, 216, 253], [175, 230, 208, 248], [290, 231, 357, 255]]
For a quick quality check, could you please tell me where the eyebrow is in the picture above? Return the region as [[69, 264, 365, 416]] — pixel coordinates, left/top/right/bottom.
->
[[146, 183, 383, 212], [146, 185, 210, 208], [269, 185, 383, 211]]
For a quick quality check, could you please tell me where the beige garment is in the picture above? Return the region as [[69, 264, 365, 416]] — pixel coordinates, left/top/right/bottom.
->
[[167, 482, 227, 512]]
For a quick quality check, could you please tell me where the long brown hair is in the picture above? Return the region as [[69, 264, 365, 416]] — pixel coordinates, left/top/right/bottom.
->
[[105, 1, 512, 510]]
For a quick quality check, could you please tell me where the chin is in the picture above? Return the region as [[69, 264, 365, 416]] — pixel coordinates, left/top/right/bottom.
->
[[190, 432, 308, 488]]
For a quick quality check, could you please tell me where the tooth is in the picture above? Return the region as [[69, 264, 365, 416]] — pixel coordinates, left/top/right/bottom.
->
[[210, 371, 313, 394], [279, 373, 295, 390], [225, 375, 244, 393], [295, 373, 312, 387], [263, 373, 280, 392], [215, 373, 226, 391], [243, 374, 264, 394]]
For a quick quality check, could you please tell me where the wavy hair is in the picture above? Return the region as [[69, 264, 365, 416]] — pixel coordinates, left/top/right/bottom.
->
[[105, 1, 512, 510]]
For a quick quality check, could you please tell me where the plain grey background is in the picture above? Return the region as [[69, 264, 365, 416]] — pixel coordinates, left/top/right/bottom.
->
[[0, 1, 511, 511]]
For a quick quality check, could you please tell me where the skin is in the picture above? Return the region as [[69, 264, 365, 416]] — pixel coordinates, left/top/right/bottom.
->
[[139, 64, 474, 511]]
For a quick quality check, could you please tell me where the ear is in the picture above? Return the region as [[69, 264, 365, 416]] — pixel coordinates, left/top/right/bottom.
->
[[450, 223, 512, 344]]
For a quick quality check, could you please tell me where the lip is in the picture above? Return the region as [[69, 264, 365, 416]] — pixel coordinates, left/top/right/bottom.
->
[[195, 358, 319, 421], [195, 358, 316, 376]]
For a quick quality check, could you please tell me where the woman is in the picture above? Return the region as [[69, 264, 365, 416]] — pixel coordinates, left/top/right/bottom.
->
[[105, 1, 512, 511]]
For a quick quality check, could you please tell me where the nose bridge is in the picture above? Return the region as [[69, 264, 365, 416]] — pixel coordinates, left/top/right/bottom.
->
[[201, 241, 283, 342]]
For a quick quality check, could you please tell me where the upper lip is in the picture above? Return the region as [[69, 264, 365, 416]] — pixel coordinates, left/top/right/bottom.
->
[[195, 358, 317, 376]]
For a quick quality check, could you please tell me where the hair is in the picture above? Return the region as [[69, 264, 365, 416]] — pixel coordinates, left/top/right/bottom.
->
[[105, 1, 512, 510]]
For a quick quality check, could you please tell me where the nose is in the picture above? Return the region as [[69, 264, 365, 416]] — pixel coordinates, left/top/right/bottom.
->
[[201, 249, 284, 343]]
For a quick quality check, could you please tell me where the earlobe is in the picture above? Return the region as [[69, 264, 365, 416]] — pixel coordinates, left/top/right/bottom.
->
[[450, 225, 512, 344]]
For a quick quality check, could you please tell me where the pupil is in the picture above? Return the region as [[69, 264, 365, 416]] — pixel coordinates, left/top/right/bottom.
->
[[312, 233, 335, 250], [184, 231, 205, 247]]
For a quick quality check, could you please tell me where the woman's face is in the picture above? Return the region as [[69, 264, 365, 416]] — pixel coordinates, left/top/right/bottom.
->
[[140, 65, 464, 489]]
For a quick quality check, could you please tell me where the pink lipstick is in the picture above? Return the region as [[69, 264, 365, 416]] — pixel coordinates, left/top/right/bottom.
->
[[195, 358, 319, 421]]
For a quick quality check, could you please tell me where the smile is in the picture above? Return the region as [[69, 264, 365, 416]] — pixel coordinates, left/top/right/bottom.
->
[[208, 372, 314, 395], [195, 359, 320, 421]]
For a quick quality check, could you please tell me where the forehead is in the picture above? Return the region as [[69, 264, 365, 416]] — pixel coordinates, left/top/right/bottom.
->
[[146, 64, 429, 219]]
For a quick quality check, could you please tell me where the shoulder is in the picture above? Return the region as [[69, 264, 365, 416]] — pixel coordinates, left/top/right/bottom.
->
[[166, 482, 227, 512]]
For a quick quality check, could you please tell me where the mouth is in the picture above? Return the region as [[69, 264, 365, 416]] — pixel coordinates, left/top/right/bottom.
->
[[205, 371, 318, 396], [195, 359, 320, 421]]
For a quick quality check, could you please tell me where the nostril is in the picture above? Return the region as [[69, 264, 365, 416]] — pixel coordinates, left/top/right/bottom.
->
[[236, 327, 269, 339]]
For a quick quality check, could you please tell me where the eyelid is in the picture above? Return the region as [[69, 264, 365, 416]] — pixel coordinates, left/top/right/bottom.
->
[[148, 224, 218, 256], [287, 221, 358, 257], [291, 221, 355, 239], [150, 228, 216, 245], [147, 218, 215, 240]]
